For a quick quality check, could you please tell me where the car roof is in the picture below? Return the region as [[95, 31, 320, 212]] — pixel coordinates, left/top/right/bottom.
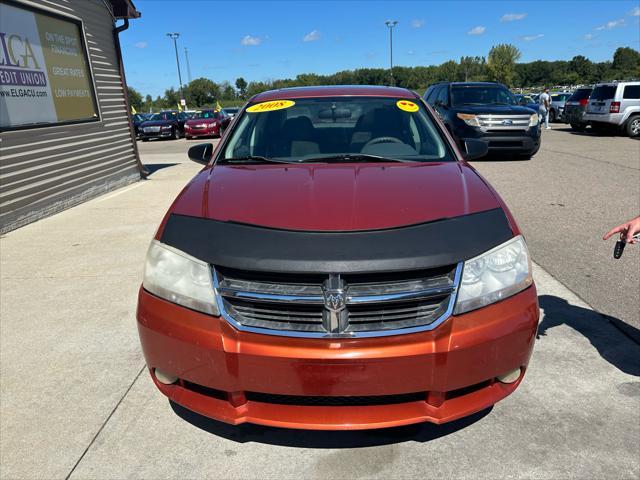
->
[[431, 82, 503, 87], [251, 85, 418, 102]]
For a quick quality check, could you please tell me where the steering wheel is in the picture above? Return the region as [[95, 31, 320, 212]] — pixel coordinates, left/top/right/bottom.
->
[[362, 136, 404, 149]]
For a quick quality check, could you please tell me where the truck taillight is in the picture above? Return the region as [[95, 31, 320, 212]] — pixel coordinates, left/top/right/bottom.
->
[[579, 98, 589, 106], [610, 102, 620, 113]]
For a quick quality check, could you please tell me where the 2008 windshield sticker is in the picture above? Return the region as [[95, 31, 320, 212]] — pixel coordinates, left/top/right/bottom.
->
[[396, 100, 419, 112], [246, 100, 296, 113]]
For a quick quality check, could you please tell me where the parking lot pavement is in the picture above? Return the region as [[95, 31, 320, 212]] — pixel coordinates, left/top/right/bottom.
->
[[470, 127, 640, 340], [0, 136, 638, 480]]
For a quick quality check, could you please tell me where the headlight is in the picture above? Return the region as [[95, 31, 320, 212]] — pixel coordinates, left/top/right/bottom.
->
[[454, 235, 532, 314], [529, 113, 539, 127], [143, 240, 219, 315], [456, 113, 481, 127]]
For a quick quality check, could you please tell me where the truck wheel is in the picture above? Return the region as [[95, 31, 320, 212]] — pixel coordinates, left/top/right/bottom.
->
[[626, 116, 640, 137], [570, 123, 586, 132]]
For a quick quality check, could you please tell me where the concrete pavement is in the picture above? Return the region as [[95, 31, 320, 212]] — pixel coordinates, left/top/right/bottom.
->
[[1, 137, 638, 479]]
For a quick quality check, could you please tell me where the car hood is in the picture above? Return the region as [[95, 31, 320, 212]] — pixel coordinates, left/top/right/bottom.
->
[[170, 162, 502, 231], [140, 120, 174, 127], [454, 104, 535, 115]]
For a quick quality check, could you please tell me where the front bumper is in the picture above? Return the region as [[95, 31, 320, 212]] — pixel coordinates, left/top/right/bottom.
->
[[185, 125, 219, 137], [140, 130, 174, 139], [462, 133, 540, 154], [137, 284, 538, 430]]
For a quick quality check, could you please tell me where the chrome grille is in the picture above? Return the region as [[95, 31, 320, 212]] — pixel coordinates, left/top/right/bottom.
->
[[214, 264, 461, 338], [476, 114, 531, 131]]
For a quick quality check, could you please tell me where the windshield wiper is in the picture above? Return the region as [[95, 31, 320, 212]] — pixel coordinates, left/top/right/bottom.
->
[[220, 155, 298, 164], [299, 154, 416, 163]]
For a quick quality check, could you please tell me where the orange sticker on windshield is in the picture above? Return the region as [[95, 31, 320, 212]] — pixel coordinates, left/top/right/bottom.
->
[[246, 100, 295, 113], [396, 100, 419, 112]]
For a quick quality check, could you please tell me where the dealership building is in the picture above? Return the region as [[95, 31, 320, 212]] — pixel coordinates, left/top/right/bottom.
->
[[0, 0, 143, 234]]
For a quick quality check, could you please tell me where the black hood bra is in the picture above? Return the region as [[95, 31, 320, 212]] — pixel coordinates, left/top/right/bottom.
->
[[160, 208, 513, 274]]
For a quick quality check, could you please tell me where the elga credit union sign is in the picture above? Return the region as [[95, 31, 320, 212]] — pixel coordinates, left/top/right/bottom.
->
[[0, 1, 99, 129]]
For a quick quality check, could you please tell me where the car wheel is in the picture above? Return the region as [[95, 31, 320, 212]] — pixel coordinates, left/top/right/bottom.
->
[[626, 116, 640, 137], [185, 135, 191, 140], [570, 123, 586, 132], [549, 109, 556, 123], [172, 128, 180, 140], [142, 138, 149, 142]]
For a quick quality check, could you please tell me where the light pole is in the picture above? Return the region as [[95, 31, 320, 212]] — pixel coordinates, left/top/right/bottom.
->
[[184, 47, 192, 83], [385, 20, 398, 86], [166, 33, 184, 107]]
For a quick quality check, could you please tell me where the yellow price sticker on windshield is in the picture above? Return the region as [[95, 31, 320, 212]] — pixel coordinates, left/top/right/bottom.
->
[[396, 100, 419, 112], [247, 100, 295, 113]]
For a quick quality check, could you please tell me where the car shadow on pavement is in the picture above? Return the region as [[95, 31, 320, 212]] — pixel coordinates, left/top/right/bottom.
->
[[169, 402, 492, 447], [537, 295, 640, 377], [143, 163, 179, 176]]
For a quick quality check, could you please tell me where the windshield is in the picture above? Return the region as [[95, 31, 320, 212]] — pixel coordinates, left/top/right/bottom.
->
[[219, 97, 452, 163], [451, 86, 517, 106], [150, 112, 177, 121], [193, 111, 219, 119]]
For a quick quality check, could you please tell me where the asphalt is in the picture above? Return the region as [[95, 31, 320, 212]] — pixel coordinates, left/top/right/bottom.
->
[[470, 126, 640, 340], [0, 134, 638, 479]]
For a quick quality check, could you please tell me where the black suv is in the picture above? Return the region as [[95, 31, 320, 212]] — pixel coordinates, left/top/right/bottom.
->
[[423, 82, 541, 159]]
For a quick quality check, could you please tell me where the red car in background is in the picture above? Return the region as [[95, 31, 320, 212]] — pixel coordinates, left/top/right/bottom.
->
[[184, 109, 230, 139]]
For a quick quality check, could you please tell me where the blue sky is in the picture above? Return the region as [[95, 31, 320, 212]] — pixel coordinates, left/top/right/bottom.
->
[[121, 1, 640, 97]]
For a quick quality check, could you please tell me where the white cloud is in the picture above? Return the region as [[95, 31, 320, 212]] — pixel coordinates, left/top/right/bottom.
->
[[303, 30, 320, 42], [411, 19, 425, 28], [240, 35, 262, 46], [501, 13, 527, 22], [407, 49, 415, 55], [134, 41, 147, 49], [521, 34, 544, 41], [630, 6, 640, 16], [467, 26, 486, 35], [584, 33, 595, 40], [595, 18, 625, 30]]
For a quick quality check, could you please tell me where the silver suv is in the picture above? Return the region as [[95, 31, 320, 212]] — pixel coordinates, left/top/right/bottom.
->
[[583, 81, 640, 137]]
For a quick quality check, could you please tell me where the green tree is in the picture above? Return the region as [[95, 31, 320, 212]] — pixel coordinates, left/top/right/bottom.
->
[[487, 44, 522, 86], [612, 47, 640, 78], [235, 77, 248, 98], [459, 56, 486, 81], [126, 86, 143, 111], [163, 87, 180, 109], [184, 78, 220, 108]]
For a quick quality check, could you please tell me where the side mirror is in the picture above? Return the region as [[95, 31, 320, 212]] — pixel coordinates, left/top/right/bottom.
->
[[188, 143, 214, 165], [463, 139, 488, 160]]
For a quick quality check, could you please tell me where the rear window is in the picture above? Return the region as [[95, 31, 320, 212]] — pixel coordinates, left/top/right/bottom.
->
[[590, 86, 617, 100], [568, 89, 592, 101], [623, 85, 640, 99]]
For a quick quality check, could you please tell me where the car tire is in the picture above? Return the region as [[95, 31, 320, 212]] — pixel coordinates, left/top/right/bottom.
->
[[549, 109, 556, 123], [626, 116, 640, 137], [142, 138, 149, 142], [185, 135, 192, 140], [570, 123, 586, 132], [172, 128, 180, 140]]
